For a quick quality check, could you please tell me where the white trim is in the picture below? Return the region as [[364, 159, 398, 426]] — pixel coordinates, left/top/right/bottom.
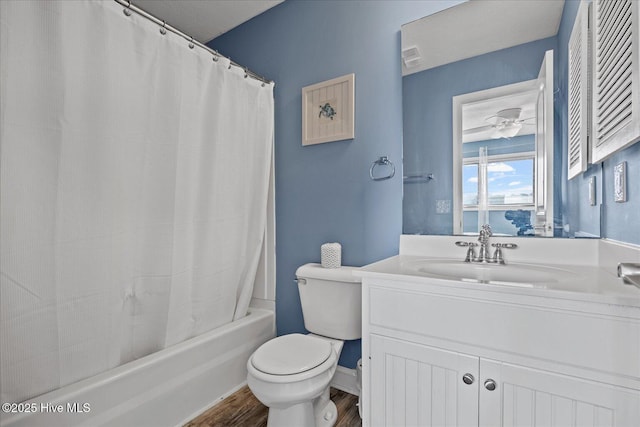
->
[[463, 205, 535, 211], [535, 49, 555, 237], [463, 151, 536, 164], [330, 366, 359, 396], [573, 231, 599, 238]]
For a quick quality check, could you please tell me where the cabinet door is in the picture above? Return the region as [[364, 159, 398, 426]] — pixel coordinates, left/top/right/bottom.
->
[[568, 0, 591, 179], [591, 0, 640, 162], [370, 335, 479, 427], [480, 359, 640, 427]]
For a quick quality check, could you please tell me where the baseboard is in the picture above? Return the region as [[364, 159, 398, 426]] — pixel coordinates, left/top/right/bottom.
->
[[574, 231, 599, 238], [330, 366, 359, 396]]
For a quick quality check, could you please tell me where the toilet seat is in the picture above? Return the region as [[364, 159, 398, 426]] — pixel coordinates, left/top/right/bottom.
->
[[251, 334, 332, 375]]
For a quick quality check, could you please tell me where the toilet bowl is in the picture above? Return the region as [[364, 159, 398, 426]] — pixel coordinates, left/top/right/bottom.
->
[[247, 333, 344, 427], [246, 264, 361, 427]]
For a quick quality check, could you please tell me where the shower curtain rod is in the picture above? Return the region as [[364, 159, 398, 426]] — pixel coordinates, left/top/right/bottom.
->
[[114, 0, 273, 86]]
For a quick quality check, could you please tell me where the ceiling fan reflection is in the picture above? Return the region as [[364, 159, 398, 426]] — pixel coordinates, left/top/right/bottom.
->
[[464, 107, 535, 139]]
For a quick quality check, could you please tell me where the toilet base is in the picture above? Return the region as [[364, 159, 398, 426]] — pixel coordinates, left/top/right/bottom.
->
[[265, 387, 337, 427], [266, 400, 315, 427], [315, 399, 337, 427]]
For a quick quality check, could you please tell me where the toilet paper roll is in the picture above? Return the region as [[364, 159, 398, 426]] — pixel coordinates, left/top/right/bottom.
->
[[321, 242, 342, 268]]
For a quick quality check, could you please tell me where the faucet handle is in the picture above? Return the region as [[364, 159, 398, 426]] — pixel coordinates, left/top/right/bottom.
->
[[455, 241, 478, 262], [491, 243, 517, 264], [491, 243, 518, 249], [465, 243, 478, 262]]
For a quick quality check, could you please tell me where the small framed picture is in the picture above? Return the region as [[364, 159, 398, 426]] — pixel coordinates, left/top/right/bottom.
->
[[302, 73, 355, 146]]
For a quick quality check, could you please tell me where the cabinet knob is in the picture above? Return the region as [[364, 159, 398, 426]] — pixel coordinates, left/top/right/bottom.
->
[[462, 373, 475, 385], [484, 379, 497, 391]]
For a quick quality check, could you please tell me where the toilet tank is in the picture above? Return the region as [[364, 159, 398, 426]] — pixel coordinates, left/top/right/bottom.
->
[[296, 263, 361, 340]]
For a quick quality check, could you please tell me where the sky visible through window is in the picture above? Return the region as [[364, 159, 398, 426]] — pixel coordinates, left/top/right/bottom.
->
[[463, 158, 534, 206]]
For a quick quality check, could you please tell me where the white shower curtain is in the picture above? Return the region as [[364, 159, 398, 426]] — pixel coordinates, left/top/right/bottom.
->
[[0, 0, 274, 404]]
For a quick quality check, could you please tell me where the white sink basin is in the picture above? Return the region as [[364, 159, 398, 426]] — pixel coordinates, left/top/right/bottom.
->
[[403, 259, 578, 287]]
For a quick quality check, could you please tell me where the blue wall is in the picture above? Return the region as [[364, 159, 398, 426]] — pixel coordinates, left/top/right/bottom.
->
[[557, 0, 640, 243], [210, 0, 463, 368], [402, 37, 558, 235], [210, 0, 640, 370]]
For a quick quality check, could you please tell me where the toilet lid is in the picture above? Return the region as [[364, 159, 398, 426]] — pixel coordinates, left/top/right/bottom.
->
[[251, 334, 332, 375]]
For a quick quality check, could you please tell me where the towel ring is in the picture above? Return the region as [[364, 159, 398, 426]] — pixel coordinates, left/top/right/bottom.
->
[[370, 156, 395, 181]]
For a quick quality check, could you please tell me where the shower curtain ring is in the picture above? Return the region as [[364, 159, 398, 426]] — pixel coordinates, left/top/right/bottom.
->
[[123, 0, 132, 16], [159, 21, 167, 35], [212, 50, 219, 62], [228, 59, 232, 70], [244, 68, 248, 78], [188, 37, 194, 49]]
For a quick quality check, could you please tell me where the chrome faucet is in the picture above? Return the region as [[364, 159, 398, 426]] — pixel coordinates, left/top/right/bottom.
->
[[477, 224, 492, 263], [455, 224, 518, 264]]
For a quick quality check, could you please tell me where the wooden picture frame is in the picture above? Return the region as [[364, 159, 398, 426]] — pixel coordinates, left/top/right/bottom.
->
[[302, 73, 355, 146]]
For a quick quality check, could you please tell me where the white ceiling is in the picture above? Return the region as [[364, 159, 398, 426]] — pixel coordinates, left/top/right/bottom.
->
[[401, 0, 565, 76], [133, 0, 284, 43]]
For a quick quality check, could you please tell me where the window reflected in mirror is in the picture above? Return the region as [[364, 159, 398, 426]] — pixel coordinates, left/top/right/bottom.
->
[[462, 154, 535, 236]]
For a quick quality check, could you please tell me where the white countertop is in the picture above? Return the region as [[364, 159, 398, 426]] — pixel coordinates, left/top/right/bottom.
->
[[356, 254, 640, 309]]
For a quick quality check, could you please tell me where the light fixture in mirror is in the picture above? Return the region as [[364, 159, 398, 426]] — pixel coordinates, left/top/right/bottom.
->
[[401, 0, 602, 239]]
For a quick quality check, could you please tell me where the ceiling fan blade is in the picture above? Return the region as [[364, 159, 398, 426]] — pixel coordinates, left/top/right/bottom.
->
[[463, 124, 494, 135]]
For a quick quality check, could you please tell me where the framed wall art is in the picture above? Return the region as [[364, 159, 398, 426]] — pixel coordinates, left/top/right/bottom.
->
[[301, 73, 355, 146]]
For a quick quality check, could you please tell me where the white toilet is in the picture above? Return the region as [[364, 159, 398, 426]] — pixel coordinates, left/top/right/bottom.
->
[[247, 263, 361, 427]]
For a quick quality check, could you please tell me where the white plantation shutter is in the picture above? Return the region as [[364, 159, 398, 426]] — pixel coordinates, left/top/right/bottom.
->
[[591, 0, 640, 162], [568, 1, 590, 179]]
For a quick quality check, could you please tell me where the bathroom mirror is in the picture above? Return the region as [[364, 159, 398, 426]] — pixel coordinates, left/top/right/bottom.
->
[[401, 0, 601, 238]]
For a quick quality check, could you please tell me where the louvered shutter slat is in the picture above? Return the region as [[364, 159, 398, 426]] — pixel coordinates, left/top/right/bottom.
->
[[591, 0, 639, 162]]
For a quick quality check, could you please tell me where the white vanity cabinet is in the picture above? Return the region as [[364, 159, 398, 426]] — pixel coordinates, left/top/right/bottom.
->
[[360, 274, 640, 427], [369, 335, 478, 426]]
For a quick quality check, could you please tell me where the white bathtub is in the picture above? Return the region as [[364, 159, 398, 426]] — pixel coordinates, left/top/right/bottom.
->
[[0, 308, 275, 427]]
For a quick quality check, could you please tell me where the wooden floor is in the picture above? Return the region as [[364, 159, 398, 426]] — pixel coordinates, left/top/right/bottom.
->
[[185, 385, 361, 427]]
